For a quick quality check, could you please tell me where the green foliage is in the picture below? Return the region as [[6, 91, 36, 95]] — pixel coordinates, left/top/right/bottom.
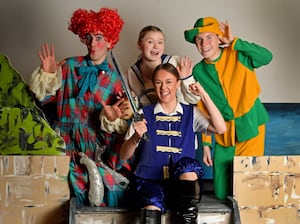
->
[[0, 54, 65, 155]]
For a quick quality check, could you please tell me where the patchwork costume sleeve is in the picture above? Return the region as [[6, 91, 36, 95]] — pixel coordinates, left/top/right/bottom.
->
[[99, 109, 129, 134]]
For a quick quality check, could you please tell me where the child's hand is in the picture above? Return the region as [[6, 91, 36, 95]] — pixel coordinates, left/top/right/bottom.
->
[[133, 119, 147, 138], [120, 99, 133, 119], [101, 99, 124, 121], [38, 43, 64, 73], [219, 20, 234, 45], [189, 82, 205, 97], [177, 56, 194, 79], [116, 91, 134, 119], [203, 146, 213, 166]]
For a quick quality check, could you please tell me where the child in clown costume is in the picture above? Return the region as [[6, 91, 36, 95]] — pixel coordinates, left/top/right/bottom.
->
[[30, 7, 132, 206], [184, 17, 273, 200], [121, 63, 226, 224]]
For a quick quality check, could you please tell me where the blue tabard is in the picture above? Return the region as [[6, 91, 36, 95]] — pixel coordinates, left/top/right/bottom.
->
[[135, 103, 196, 180]]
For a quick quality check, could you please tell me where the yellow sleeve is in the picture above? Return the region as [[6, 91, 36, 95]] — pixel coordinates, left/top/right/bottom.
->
[[201, 133, 212, 147]]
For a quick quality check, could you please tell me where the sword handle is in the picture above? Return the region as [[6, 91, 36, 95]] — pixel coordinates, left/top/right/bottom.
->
[[133, 112, 149, 142]]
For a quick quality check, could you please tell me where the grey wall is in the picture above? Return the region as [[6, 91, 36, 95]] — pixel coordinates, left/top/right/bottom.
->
[[0, 0, 299, 102]]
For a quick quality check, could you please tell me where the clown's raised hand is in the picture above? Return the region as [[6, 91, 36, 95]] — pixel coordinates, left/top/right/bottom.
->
[[38, 43, 65, 73]]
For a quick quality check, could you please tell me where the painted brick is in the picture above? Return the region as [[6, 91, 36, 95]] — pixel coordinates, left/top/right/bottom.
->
[[0, 156, 70, 224], [234, 156, 300, 224]]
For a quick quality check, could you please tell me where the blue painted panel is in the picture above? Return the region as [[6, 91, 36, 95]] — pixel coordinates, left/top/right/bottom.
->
[[196, 103, 300, 179], [264, 103, 300, 155]]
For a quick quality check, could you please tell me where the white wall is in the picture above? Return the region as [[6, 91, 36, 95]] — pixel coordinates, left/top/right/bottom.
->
[[0, 0, 299, 102]]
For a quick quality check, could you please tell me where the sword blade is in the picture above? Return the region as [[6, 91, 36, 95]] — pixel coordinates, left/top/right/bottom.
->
[[109, 50, 149, 142], [109, 51, 138, 113]]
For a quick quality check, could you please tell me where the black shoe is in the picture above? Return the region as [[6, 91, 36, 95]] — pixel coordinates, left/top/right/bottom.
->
[[177, 205, 198, 224], [141, 208, 162, 224]]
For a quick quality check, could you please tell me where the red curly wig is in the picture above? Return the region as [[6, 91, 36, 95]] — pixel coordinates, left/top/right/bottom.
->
[[68, 8, 124, 49]]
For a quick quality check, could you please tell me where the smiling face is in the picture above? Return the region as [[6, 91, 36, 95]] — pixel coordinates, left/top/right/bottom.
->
[[195, 32, 221, 61], [84, 33, 111, 65], [153, 66, 180, 106], [138, 31, 165, 62]]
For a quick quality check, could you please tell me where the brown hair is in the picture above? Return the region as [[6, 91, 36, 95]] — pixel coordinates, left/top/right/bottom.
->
[[137, 25, 164, 44], [152, 63, 180, 83]]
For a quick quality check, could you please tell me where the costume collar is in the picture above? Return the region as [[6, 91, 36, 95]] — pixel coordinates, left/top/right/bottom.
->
[[154, 102, 183, 115]]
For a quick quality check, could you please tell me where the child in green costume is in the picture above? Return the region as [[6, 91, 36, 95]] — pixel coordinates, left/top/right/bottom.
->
[[184, 17, 273, 200]]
